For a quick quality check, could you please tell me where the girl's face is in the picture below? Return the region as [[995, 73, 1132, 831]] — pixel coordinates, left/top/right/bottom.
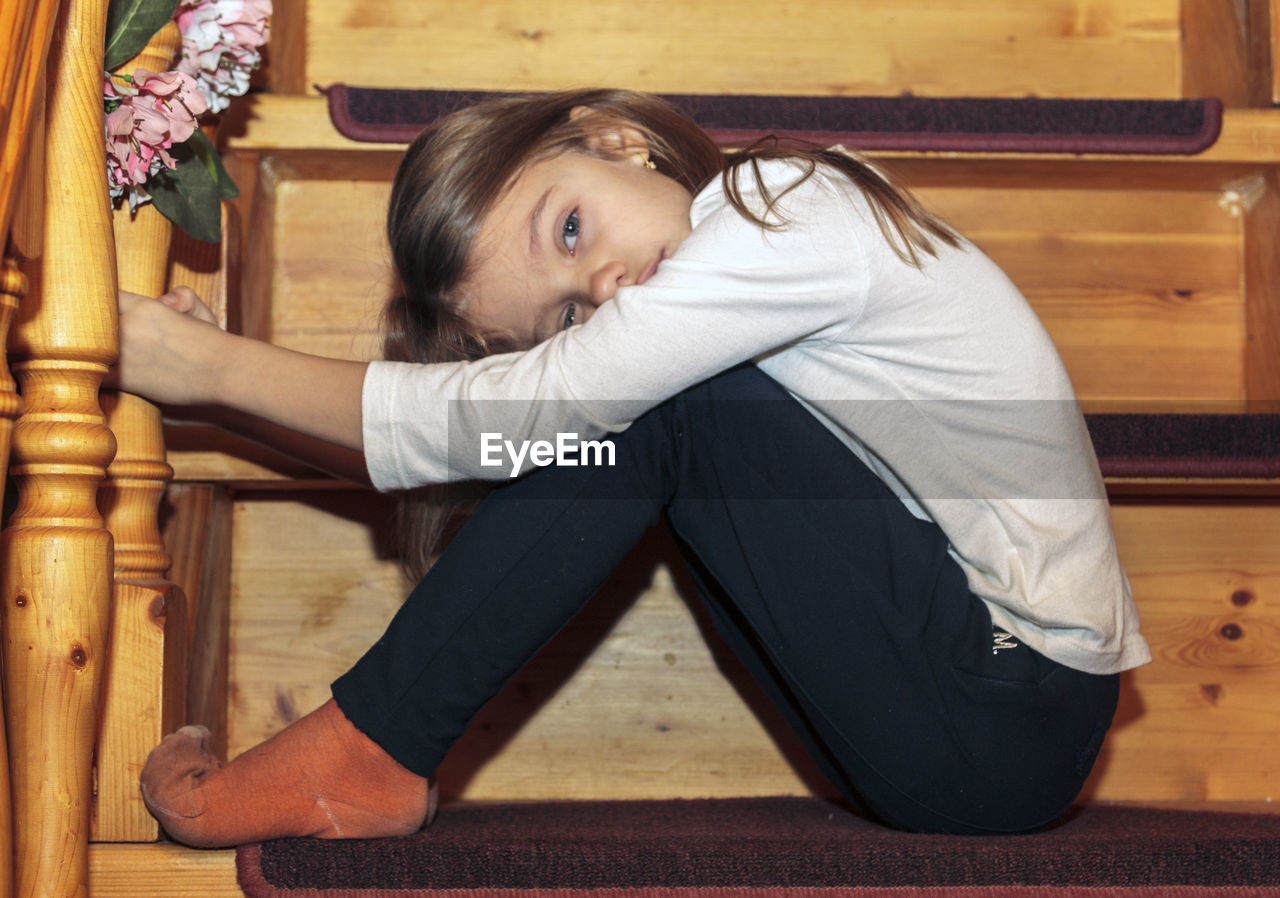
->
[[463, 141, 694, 346]]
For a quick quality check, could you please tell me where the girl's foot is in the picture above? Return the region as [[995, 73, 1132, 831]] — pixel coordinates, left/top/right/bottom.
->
[[140, 699, 437, 847]]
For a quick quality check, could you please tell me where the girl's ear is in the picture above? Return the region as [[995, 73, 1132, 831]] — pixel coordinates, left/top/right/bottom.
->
[[569, 105, 650, 166]]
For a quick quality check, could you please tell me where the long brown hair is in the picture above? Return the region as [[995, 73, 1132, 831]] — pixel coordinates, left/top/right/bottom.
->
[[383, 89, 958, 580]]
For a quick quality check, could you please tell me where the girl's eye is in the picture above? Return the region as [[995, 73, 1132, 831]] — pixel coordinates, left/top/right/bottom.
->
[[562, 211, 580, 255], [562, 302, 577, 330]]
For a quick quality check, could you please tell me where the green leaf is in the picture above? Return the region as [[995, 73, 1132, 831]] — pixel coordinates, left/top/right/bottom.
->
[[104, 0, 181, 72], [147, 145, 222, 243], [186, 130, 240, 200]]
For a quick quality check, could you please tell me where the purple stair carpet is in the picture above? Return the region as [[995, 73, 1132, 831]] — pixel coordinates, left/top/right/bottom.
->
[[1087, 413, 1280, 478], [322, 85, 1222, 155], [236, 797, 1280, 897]]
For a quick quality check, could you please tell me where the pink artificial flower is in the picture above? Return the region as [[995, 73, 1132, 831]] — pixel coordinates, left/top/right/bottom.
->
[[103, 67, 208, 206], [129, 69, 206, 145], [176, 0, 272, 113]]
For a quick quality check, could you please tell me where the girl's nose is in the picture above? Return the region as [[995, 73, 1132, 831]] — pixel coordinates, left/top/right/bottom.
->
[[588, 261, 629, 304]]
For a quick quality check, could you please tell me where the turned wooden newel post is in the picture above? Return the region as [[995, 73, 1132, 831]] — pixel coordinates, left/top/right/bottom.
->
[[0, 0, 117, 891], [93, 20, 190, 844]]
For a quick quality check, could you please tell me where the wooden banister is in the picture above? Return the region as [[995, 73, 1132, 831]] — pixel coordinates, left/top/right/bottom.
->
[[1, 5, 62, 897], [0, 0, 116, 894], [93, 21, 191, 845]]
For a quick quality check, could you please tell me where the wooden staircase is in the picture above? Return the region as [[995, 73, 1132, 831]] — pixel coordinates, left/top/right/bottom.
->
[[2, 1, 1279, 896]]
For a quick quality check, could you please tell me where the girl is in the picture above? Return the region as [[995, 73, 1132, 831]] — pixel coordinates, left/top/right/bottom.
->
[[123, 89, 1149, 848]]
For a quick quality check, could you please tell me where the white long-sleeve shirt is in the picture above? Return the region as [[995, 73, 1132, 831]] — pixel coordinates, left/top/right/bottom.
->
[[362, 158, 1151, 675]]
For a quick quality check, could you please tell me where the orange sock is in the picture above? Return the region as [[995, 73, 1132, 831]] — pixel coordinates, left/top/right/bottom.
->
[[140, 699, 437, 847]]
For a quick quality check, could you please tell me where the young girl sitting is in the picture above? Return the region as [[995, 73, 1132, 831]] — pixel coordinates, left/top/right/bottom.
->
[[120, 89, 1150, 848]]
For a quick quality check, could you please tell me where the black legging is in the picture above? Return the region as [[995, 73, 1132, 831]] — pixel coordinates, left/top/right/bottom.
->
[[333, 364, 1118, 834]]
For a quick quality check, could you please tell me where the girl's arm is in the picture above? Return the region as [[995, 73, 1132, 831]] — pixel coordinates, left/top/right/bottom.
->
[[363, 162, 865, 490], [118, 161, 857, 491], [115, 291, 368, 452]]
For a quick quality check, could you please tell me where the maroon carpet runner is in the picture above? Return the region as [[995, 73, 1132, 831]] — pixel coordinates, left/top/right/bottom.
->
[[321, 85, 1222, 156], [1087, 413, 1280, 478], [236, 797, 1280, 897]]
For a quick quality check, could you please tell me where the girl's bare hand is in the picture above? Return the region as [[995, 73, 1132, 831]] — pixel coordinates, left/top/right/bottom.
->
[[111, 289, 227, 405], [156, 285, 220, 325], [113, 289, 369, 451]]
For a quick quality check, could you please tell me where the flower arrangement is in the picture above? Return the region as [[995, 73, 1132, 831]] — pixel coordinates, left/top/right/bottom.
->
[[103, 0, 271, 241]]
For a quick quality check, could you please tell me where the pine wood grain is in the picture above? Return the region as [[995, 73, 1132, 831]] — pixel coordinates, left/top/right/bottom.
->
[[1272, 0, 1280, 104], [226, 492, 413, 755], [88, 845, 240, 898], [93, 582, 187, 843], [0, 0, 117, 891], [0, 0, 57, 247], [301, 0, 1181, 99], [163, 484, 234, 761], [1244, 169, 1280, 403], [261, 0, 307, 94], [167, 201, 239, 331], [93, 25, 191, 842], [257, 176, 389, 360], [1084, 500, 1280, 802], [1027, 288, 1244, 401], [1180, 0, 1252, 104]]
